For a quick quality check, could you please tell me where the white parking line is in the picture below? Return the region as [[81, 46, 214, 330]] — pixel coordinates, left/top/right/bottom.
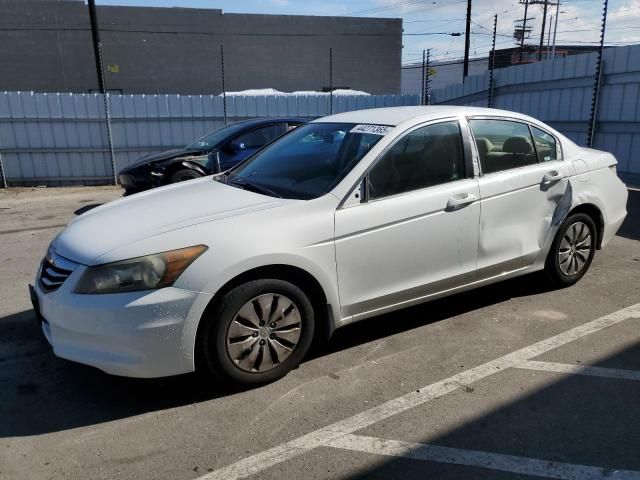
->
[[200, 303, 640, 480], [327, 434, 640, 480], [516, 360, 640, 381]]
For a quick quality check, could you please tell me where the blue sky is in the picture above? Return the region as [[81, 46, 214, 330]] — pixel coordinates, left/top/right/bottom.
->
[[96, 0, 640, 63]]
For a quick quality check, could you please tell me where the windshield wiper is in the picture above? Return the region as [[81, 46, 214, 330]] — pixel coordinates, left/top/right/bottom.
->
[[228, 178, 282, 198]]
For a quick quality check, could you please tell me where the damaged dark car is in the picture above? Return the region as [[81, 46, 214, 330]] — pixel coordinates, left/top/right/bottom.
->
[[117, 117, 306, 195]]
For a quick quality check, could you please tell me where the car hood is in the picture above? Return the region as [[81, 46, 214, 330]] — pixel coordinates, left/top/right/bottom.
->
[[121, 148, 206, 171], [54, 177, 288, 265]]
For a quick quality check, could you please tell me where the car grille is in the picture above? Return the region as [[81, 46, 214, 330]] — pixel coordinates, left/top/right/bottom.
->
[[38, 247, 78, 293]]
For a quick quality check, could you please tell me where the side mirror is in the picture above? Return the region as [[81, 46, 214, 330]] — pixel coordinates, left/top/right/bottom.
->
[[228, 140, 246, 152]]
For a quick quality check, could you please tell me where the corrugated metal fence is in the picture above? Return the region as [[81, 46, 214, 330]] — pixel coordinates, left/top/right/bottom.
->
[[0, 93, 420, 186], [432, 44, 640, 179]]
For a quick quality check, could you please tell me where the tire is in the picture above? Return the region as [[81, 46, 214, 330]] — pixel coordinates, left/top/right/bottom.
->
[[544, 213, 597, 287], [197, 279, 315, 386], [170, 168, 202, 184]]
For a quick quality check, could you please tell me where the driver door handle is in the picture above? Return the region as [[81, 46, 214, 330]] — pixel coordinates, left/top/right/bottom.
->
[[446, 193, 477, 211], [542, 170, 564, 184]]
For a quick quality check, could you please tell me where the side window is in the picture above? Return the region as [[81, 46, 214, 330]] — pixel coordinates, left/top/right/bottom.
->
[[469, 119, 537, 174], [234, 124, 286, 149], [367, 121, 465, 200], [531, 126, 559, 162]]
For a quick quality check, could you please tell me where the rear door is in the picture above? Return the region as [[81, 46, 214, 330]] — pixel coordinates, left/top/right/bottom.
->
[[469, 117, 575, 275]]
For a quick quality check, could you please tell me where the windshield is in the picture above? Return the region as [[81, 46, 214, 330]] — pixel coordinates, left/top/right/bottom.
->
[[224, 122, 386, 199], [185, 122, 249, 151]]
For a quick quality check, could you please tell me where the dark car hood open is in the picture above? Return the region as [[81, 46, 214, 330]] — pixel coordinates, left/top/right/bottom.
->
[[121, 147, 207, 171]]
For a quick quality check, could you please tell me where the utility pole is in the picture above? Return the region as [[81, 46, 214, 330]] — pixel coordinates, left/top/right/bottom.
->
[[587, 0, 609, 148], [88, 0, 106, 94], [546, 13, 553, 59], [463, 0, 472, 80], [551, 3, 561, 59], [537, 0, 549, 61], [488, 14, 498, 108], [518, 0, 530, 63]]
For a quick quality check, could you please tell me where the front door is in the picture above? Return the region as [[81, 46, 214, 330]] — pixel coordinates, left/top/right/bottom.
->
[[335, 120, 480, 321]]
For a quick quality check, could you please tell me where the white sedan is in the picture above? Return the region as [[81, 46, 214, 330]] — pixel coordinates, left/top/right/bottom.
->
[[30, 106, 628, 386]]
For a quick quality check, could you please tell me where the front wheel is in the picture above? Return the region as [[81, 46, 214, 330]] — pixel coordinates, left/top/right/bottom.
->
[[544, 213, 597, 287], [197, 279, 315, 386]]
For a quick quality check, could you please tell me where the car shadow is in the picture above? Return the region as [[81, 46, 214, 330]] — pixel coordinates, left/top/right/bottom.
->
[[0, 309, 239, 438], [617, 188, 639, 241], [313, 273, 553, 360], [0, 273, 554, 438], [73, 203, 103, 216]]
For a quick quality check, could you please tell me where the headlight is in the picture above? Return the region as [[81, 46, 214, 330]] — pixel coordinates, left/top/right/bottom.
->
[[75, 245, 207, 294]]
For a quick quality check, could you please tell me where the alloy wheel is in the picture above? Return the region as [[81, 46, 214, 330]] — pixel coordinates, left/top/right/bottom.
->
[[558, 221, 592, 276], [226, 293, 302, 373]]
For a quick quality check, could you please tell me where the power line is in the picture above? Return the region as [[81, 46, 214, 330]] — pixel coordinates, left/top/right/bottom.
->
[[403, 32, 464, 36], [346, 0, 430, 16]]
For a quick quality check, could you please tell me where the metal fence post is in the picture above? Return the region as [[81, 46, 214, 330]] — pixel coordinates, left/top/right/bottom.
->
[[587, 0, 608, 148], [421, 50, 426, 106], [0, 151, 7, 189], [488, 14, 498, 108], [220, 44, 228, 126], [425, 49, 432, 105], [329, 48, 334, 114], [102, 92, 117, 185]]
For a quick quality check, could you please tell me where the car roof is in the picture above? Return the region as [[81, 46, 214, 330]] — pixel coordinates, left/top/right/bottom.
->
[[234, 117, 308, 128], [312, 106, 541, 127]]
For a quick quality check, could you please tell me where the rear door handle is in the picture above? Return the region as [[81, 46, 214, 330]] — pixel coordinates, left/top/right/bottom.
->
[[446, 193, 477, 211], [542, 170, 564, 184]]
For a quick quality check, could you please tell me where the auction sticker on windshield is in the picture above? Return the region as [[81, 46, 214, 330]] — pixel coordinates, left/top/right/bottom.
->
[[350, 124, 393, 135]]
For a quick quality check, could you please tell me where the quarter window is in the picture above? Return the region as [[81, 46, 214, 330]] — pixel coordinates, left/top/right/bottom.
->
[[469, 119, 537, 174], [531, 126, 559, 162], [367, 121, 465, 200]]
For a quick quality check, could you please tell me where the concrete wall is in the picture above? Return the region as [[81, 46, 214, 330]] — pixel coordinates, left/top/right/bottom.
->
[[0, 0, 402, 95]]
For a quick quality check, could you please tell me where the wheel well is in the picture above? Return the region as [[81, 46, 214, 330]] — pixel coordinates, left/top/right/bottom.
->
[[568, 204, 604, 249], [196, 264, 333, 356]]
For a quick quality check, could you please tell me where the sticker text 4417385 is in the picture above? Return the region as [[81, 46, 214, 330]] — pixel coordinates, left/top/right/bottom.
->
[[350, 124, 393, 136]]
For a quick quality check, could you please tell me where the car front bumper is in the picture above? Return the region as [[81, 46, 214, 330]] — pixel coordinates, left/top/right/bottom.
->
[[30, 268, 213, 378], [118, 167, 154, 192]]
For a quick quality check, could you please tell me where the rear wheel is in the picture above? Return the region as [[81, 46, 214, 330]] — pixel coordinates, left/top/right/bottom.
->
[[170, 168, 202, 184], [544, 213, 597, 287], [198, 279, 315, 386]]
